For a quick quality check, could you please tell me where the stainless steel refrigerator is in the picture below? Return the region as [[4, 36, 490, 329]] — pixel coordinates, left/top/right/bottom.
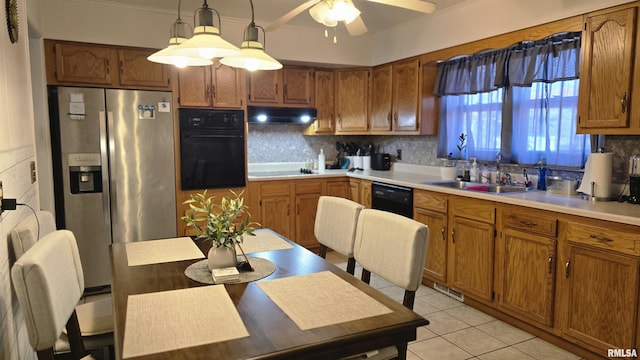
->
[[49, 86, 177, 289]]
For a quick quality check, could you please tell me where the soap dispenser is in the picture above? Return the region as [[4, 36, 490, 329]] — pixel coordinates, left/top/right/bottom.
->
[[469, 158, 478, 182], [537, 157, 547, 190]]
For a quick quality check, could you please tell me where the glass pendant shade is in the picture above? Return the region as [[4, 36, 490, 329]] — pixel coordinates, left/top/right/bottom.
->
[[221, 40, 282, 71], [147, 37, 213, 67], [173, 3, 240, 60], [221, 0, 282, 72]]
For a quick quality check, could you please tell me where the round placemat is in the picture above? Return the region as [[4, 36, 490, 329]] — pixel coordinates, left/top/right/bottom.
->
[[185, 256, 276, 285]]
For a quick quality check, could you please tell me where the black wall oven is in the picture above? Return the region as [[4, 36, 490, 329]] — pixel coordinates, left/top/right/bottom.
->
[[179, 108, 246, 190]]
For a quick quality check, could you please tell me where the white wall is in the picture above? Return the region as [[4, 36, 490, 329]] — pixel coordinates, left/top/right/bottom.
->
[[36, 0, 374, 67], [34, 0, 639, 67], [372, 0, 635, 64], [0, 0, 40, 357]]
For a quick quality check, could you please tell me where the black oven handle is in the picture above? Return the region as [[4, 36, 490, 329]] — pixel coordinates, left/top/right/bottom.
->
[[184, 134, 244, 139]]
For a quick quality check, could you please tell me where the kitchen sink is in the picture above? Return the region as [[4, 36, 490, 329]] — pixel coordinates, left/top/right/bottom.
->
[[426, 180, 532, 194]]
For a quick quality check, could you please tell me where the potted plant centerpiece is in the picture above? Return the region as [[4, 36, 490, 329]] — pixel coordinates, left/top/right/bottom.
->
[[182, 190, 258, 270]]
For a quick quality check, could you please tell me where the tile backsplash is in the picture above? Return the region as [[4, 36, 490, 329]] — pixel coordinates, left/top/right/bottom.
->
[[247, 124, 639, 183]]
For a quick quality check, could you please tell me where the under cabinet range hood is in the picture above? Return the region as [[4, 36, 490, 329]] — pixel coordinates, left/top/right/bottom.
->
[[248, 106, 317, 124]]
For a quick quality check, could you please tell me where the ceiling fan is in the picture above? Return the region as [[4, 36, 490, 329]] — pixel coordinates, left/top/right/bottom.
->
[[265, 0, 436, 37]]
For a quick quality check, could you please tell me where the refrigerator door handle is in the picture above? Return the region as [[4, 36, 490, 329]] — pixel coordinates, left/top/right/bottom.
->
[[106, 110, 118, 227], [99, 111, 111, 228]]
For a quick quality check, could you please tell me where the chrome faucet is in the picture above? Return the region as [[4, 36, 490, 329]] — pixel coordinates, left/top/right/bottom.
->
[[495, 153, 502, 184], [503, 173, 512, 185]]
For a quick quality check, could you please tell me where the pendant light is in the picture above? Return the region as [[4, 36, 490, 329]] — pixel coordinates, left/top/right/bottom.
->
[[220, 0, 282, 71], [147, 0, 213, 68], [173, 0, 240, 60]]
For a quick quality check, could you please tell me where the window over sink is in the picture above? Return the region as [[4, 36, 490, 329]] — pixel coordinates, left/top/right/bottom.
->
[[435, 32, 591, 168]]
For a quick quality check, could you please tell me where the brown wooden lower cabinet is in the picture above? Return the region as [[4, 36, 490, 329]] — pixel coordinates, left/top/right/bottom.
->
[[448, 196, 496, 303], [414, 189, 448, 284], [496, 205, 558, 330], [555, 220, 640, 356], [294, 182, 322, 248]]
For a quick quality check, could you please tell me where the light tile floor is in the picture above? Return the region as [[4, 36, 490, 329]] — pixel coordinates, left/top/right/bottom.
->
[[325, 252, 583, 360]]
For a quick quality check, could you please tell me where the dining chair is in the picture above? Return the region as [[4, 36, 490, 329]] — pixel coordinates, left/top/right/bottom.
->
[[351, 209, 429, 360], [10, 210, 57, 259], [10, 212, 114, 358], [11, 230, 98, 360], [314, 196, 365, 275]]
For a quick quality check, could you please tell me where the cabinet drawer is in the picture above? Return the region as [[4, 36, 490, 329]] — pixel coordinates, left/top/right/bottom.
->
[[295, 181, 322, 194], [566, 221, 639, 255], [261, 182, 291, 196], [502, 206, 557, 237], [414, 190, 447, 213], [450, 196, 495, 223]]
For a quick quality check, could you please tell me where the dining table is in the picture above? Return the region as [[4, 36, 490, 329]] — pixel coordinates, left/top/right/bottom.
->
[[109, 228, 429, 359]]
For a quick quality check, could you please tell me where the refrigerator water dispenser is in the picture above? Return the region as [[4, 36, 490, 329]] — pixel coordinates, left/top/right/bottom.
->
[[68, 153, 103, 194], [69, 166, 102, 193]]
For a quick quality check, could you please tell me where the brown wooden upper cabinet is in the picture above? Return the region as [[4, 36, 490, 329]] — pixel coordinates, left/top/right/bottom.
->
[[177, 60, 243, 108], [335, 68, 370, 133], [370, 58, 421, 133], [247, 66, 314, 107], [44, 39, 170, 90], [578, 6, 637, 133], [312, 70, 335, 134], [370, 64, 393, 132]]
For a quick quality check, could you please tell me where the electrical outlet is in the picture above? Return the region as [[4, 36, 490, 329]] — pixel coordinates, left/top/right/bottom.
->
[[396, 149, 402, 161], [0, 181, 3, 215], [30, 161, 36, 184]]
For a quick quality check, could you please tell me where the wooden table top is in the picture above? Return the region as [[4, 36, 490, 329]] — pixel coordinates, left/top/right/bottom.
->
[[109, 232, 428, 359]]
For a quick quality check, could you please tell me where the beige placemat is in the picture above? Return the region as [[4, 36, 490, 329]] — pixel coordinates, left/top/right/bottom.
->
[[236, 229, 293, 254], [257, 271, 393, 330], [122, 285, 249, 358], [125, 237, 205, 266]]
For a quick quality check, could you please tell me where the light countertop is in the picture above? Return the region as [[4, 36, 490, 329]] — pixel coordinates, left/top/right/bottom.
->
[[248, 163, 640, 227]]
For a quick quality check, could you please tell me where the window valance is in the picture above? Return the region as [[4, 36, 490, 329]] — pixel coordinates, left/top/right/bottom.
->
[[434, 32, 582, 96]]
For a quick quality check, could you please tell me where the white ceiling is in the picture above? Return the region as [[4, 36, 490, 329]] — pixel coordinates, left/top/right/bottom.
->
[[104, 0, 469, 35]]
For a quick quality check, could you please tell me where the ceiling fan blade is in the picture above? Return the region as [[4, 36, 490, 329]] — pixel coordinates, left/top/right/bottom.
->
[[266, 0, 322, 32], [366, 0, 436, 14], [345, 16, 368, 36]]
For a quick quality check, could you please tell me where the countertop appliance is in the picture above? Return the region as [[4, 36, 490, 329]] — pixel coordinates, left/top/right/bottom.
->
[[371, 153, 391, 170], [371, 182, 413, 218], [179, 108, 245, 189], [49, 86, 177, 289]]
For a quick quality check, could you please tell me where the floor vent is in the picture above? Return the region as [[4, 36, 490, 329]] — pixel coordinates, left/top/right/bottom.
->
[[433, 282, 464, 302]]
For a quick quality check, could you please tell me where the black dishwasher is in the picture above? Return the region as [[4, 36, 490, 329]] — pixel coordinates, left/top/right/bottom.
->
[[371, 182, 413, 218]]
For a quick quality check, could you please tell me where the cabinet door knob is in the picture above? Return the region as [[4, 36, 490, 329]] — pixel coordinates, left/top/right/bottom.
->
[[519, 220, 537, 227], [621, 92, 627, 114], [548, 254, 554, 274], [451, 229, 455, 243], [441, 227, 446, 241], [564, 259, 571, 278]]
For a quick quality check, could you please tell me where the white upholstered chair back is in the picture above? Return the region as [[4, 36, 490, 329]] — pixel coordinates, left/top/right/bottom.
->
[[10, 210, 57, 259], [314, 196, 365, 275], [11, 230, 85, 352], [354, 209, 429, 296], [348, 209, 429, 360]]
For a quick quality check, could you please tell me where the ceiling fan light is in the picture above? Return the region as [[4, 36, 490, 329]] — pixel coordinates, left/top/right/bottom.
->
[[331, 0, 360, 22], [309, 2, 330, 24]]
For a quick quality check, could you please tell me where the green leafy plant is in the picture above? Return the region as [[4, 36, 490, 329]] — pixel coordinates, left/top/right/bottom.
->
[[181, 190, 258, 248], [451, 132, 467, 160]]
